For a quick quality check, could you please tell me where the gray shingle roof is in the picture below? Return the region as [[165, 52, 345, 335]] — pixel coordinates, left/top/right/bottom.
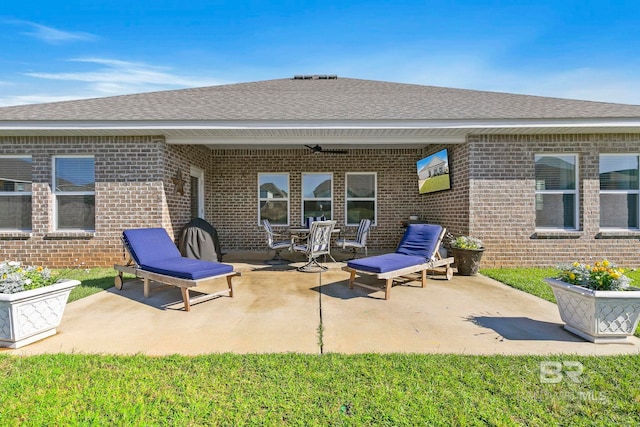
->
[[1, 77, 640, 122]]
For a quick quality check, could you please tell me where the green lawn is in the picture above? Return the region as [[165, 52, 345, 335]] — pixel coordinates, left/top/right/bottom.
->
[[59, 267, 134, 303], [2, 267, 638, 424], [419, 174, 450, 193], [0, 353, 638, 425]]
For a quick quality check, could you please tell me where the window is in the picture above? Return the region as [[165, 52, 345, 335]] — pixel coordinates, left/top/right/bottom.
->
[[259, 173, 289, 225], [53, 156, 95, 230], [302, 173, 332, 223], [0, 156, 32, 230], [345, 172, 376, 225], [600, 154, 639, 229], [535, 154, 578, 229]]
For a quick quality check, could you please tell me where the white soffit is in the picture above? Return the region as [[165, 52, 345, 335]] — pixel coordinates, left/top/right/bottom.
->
[[1, 118, 640, 144]]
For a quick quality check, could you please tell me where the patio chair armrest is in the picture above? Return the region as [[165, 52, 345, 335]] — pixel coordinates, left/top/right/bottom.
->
[[291, 234, 306, 244]]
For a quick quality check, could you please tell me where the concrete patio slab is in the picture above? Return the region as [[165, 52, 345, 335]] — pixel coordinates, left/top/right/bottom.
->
[[3, 252, 639, 356], [319, 271, 640, 355]]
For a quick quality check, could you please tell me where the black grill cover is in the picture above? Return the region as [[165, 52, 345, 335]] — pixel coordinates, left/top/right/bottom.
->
[[178, 218, 223, 262]]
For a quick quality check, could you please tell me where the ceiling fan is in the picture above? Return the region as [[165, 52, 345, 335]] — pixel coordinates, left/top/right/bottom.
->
[[305, 144, 348, 154]]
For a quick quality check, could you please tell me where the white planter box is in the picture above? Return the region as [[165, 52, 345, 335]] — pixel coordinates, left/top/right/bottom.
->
[[0, 279, 80, 349], [544, 278, 640, 343]]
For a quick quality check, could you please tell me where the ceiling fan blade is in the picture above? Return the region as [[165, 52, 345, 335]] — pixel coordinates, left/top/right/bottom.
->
[[321, 149, 348, 154], [304, 144, 347, 154]]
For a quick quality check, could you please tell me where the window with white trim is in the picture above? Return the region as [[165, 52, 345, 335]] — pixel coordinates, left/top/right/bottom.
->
[[302, 173, 332, 223], [600, 154, 639, 229], [53, 156, 95, 230], [535, 154, 578, 229], [259, 173, 289, 225], [0, 156, 32, 230], [345, 172, 376, 225]]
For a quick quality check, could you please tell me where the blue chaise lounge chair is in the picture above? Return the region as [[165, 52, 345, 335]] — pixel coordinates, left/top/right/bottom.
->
[[114, 228, 240, 311], [342, 223, 453, 300]]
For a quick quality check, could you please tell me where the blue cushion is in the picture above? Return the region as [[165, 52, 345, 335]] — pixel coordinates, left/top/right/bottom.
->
[[395, 224, 442, 259], [141, 257, 234, 280], [123, 228, 233, 280], [347, 253, 426, 274], [123, 228, 181, 265]]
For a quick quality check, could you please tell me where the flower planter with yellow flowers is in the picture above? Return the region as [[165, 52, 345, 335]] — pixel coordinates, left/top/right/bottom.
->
[[544, 260, 640, 343]]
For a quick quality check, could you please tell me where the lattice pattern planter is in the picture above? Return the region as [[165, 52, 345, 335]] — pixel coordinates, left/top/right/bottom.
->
[[544, 278, 640, 343], [0, 280, 80, 348]]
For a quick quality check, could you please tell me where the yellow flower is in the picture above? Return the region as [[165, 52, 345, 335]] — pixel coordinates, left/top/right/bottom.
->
[[573, 262, 580, 267], [569, 273, 576, 280], [603, 260, 610, 267]]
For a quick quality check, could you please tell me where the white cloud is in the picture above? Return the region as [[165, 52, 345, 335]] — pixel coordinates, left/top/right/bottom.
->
[[0, 58, 228, 106], [0, 94, 82, 107], [27, 58, 217, 87], [21, 58, 226, 99], [8, 20, 97, 44]]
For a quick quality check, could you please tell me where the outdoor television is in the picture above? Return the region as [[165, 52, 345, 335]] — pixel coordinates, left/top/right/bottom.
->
[[416, 149, 451, 194]]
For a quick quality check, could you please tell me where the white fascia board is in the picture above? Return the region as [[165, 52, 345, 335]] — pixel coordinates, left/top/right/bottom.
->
[[2, 117, 640, 131], [166, 136, 466, 145]]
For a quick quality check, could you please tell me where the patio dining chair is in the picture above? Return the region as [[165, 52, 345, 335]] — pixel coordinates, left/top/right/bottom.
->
[[335, 218, 371, 259], [262, 219, 292, 264], [292, 220, 336, 272]]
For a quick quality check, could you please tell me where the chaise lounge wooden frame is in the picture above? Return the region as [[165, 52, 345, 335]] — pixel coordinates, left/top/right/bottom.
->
[[114, 228, 240, 312], [342, 224, 453, 300]]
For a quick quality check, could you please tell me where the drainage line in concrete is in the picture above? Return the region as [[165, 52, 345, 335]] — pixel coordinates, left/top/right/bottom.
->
[[318, 271, 324, 355]]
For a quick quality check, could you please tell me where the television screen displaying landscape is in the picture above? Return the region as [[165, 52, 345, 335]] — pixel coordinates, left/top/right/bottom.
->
[[416, 149, 451, 194]]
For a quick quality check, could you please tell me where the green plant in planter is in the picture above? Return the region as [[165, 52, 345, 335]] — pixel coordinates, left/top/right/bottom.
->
[[0, 260, 81, 294], [556, 260, 631, 291], [450, 235, 484, 250], [448, 235, 484, 276], [0, 261, 57, 294]]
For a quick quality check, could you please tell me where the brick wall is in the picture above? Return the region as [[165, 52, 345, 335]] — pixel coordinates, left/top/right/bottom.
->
[[162, 144, 214, 237], [4, 133, 639, 268], [467, 134, 640, 267], [0, 136, 168, 267], [209, 148, 426, 253]]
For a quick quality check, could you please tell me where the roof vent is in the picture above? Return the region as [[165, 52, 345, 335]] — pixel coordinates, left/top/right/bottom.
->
[[293, 75, 338, 80]]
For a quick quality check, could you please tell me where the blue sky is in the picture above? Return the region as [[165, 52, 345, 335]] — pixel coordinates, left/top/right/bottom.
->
[[2, 0, 640, 106]]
